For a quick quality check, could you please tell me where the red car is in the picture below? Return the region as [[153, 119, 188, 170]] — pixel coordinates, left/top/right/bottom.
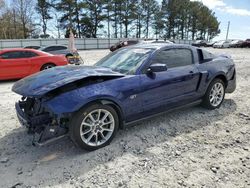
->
[[0, 48, 68, 80], [240, 39, 250, 48], [110, 40, 140, 52]]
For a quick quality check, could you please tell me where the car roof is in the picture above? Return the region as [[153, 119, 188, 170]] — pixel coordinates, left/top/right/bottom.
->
[[141, 40, 173, 44], [39, 45, 68, 50], [130, 43, 192, 50], [0, 48, 52, 56], [0, 48, 39, 52], [43, 45, 67, 47], [24, 45, 40, 47]]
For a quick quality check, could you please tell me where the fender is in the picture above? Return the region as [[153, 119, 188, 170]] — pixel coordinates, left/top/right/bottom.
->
[[205, 71, 228, 92]]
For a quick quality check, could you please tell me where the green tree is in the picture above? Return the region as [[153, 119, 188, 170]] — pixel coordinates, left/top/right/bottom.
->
[[80, 0, 106, 38], [54, 0, 81, 37], [141, 0, 159, 38], [36, 0, 53, 36], [120, 0, 138, 38]]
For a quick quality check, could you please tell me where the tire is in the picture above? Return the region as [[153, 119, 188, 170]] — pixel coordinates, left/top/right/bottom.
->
[[202, 78, 225, 109], [69, 103, 119, 151], [41, 63, 56, 71]]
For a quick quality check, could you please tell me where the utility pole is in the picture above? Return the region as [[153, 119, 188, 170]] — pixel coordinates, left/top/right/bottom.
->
[[226, 21, 230, 40]]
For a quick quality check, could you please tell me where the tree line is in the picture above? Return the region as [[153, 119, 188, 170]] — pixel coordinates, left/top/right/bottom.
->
[[0, 0, 220, 40]]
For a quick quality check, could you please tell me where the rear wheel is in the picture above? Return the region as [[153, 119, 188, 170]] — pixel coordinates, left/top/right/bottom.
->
[[41, 63, 56, 70], [202, 79, 225, 109], [69, 104, 119, 151]]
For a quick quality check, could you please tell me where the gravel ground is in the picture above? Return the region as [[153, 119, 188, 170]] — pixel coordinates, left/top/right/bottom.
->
[[0, 48, 249, 188]]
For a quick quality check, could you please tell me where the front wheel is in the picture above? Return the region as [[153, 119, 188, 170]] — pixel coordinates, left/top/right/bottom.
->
[[202, 79, 225, 109], [69, 104, 119, 151]]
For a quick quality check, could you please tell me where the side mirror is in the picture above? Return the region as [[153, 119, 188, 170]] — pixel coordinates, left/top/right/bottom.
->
[[147, 63, 167, 73]]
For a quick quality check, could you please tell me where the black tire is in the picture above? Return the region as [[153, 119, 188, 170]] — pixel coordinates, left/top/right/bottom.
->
[[41, 63, 56, 71], [69, 103, 119, 151], [202, 78, 225, 109]]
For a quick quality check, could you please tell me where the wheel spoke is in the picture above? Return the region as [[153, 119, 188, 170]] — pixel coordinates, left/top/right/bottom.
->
[[211, 98, 215, 105], [88, 113, 96, 123], [102, 128, 113, 132], [97, 109, 101, 121], [82, 122, 92, 127], [95, 134, 98, 145], [99, 132, 106, 140], [102, 120, 114, 126], [81, 128, 92, 135], [101, 112, 109, 122], [210, 96, 214, 102], [216, 83, 220, 90], [86, 132, 95, 143]]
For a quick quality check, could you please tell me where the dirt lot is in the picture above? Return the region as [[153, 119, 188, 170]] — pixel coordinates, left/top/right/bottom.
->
[[0, 48, 249, 188]]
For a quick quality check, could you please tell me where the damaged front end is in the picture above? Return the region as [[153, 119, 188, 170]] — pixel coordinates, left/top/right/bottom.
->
[[15, 97, 68, 146], [12, 65, 125, 146]]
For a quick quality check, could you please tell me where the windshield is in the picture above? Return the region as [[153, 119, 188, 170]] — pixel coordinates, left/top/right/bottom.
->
[[95, 48, 153, 74]]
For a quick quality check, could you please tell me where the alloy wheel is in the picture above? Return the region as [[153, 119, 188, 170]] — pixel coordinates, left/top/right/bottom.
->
[[209, 82, 224, 107], [80, 109, 115, 146]]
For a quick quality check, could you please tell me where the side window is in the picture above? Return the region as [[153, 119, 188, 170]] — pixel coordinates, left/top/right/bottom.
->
[[43, 46, 63, 52], [202, 50, 215, 60], [151, 49, 193, 68], [23, 51, 38, 58], [54, 46, 67, 50], [43, 47, 54, 52], [0, 51, 24, 59]]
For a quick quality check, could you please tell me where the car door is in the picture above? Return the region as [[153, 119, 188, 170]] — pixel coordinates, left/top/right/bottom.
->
[[0, 51, 31, 79], [139, 48, 200, 116]]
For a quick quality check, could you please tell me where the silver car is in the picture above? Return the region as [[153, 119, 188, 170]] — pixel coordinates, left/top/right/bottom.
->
[[213, 40, 231, 48], [39, 45, 82, 64], [40, 45, 73, 58]]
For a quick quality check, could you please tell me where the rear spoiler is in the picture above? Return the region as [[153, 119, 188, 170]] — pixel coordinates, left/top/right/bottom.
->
[[219, 54, 232, 59]]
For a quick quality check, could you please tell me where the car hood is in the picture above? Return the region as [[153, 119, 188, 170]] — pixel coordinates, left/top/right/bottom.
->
[[12, 66, 124, 97]]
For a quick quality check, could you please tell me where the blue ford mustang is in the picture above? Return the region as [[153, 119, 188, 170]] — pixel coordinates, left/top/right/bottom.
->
[[12, 44, 236, 150]]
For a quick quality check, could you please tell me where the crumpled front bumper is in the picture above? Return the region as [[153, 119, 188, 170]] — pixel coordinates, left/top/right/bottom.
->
[[15, 102, 29, 128], [15, 100, 68, 146], [15, 102, 51, 131]]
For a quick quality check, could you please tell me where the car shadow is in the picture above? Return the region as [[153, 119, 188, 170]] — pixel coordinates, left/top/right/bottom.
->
[[0, 79, 19, 83], [0, 98, 237, 187]]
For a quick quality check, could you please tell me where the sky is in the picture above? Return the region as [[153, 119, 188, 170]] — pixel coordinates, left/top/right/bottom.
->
[[4, 0, 250, 40], [190, 0, 250, 40]]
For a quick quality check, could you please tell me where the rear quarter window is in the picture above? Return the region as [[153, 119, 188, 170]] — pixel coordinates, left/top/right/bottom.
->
[[198, 49, 216, 63], [202, 50, 216, 59], [55, 46, 67, 50]]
